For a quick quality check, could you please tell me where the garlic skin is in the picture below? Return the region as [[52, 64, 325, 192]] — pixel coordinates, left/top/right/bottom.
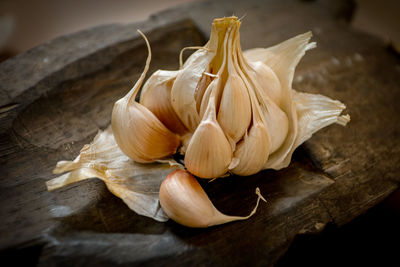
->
[[112, 31, 180, 163], [171, 40, 217, 132], [48, 126, 182, 222], [244, 32, 321, 170], [159, 169, 266, 228]]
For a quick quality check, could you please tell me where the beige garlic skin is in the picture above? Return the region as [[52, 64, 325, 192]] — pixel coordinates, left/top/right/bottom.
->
[[159, 169, 265, 228]]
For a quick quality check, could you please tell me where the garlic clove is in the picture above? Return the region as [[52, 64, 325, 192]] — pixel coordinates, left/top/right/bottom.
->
[[247, 61, 282, 107], [260, 101, 289, 154], [112, 101, 180, 163], [184, 94, 232, 178], [198, 77, 218, 119], [140, 69, 188, 135], [217, 73, 251, 150], [159, 169, 266, 228], [217, 24, 251, 150], [112, 30, 180, 163], [231, 120, 270, 176]]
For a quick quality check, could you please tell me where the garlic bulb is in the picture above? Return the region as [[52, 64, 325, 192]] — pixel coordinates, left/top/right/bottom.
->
[[50, 16, 351, 228], [111, 31, 180, 163], [111, 16, 349, 178], [159, 169, 266, 228]]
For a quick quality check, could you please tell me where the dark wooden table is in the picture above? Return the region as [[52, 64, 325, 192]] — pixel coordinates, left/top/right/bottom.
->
[[1, 0, 399, 266]]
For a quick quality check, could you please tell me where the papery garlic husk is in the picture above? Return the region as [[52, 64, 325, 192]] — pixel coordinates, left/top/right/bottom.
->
[[140, 69, 188, 135], [234, 30, 288, 155], [112, 31, 180, 163], [47, 126, 183, 222], [245, 32, 319, 170], [159, 169, 266, 228], [170, 33, 217, 132]]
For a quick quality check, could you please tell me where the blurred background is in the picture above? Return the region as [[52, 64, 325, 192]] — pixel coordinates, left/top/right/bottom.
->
[[0, 0, 199, 60], [0, 0, 399, 61]]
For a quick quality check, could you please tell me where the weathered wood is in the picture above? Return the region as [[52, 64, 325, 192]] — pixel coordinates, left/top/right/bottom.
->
[[0, 0, 399, 266]]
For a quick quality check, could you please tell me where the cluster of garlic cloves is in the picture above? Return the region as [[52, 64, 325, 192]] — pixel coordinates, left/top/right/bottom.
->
[[112, 16, 349, 178], [50, 16, 350, 228]]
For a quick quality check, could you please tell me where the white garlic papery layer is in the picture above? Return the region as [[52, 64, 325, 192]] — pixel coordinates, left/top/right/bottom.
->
[[113, 16, 349, 178], [47, 126, 183, 222]]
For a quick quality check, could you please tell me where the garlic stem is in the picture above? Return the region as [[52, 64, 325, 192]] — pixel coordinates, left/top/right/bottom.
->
[[126, 30, 152, 104]]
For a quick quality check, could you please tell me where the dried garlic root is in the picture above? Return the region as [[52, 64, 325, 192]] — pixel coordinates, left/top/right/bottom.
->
[[47, 16, 349, 227]]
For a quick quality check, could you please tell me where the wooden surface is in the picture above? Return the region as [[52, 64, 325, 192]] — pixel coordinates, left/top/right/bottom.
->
[[1, 0, 399, 266]]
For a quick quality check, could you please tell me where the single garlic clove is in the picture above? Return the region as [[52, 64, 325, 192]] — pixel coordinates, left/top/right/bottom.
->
[[185, 84, 232, 178], [245, 64, 289, 154], [217, 24, 251, 150], [159, 169, 266, 228], [112, 30, 180, 163], [260, 100, 289, 154], [247, 61, 282, 107], [184, 108, 232, 178], [140, 69, 188, 135], [231, 121, 270, 176], [112, 101, 180, 163], [198, 77, 217, 119], [217, 73, 251, 149]]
